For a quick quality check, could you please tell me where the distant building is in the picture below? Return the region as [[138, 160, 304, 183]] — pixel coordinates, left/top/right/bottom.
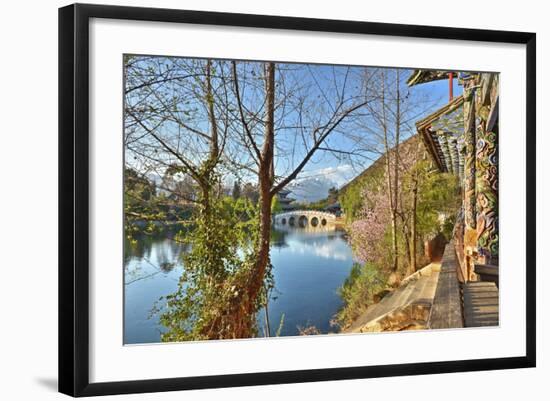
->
[[325, 202, 342, 216], [276, 189, 296, 211]]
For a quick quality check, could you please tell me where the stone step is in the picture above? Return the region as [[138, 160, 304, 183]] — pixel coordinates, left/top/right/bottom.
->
[[464, 290, 498, 297], [464, 304, 499, 314], [475, 264, 498, 276], [464, 282, 496, 288], [464, 314, 499, 327], [463, 298, 499, 307], [464, 282, 497, 289], [475, 264, 499, 287], [466, 280, 496, 286], [464, 295, 498, 303], [463, 281, 499, 328], [464, 288, 498, 295]]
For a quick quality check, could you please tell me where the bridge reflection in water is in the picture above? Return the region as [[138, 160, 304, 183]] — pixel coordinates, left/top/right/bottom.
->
[[273, 210, 338, 232]]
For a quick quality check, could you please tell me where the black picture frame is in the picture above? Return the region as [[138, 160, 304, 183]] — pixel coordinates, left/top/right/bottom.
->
[[59, 3, 536, 397]]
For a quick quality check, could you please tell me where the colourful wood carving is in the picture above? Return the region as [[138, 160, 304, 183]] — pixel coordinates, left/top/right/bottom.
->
[[475, 75, 499, 263], [463, 86, 476, 230], [475, 129, 498, 262]]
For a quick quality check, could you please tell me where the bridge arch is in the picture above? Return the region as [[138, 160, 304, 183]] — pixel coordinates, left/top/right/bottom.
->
[[273, 210, 337, 229]]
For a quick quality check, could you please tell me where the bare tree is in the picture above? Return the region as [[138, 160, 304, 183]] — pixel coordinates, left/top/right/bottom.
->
[[344, 68, 442, 277], [124, 56, 439, 338], [124, 57, 238, 213], [230, 61, 376, 311]]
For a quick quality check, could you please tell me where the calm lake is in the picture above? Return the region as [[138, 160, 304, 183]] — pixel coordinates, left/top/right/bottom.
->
[[124, 227, 355, 344]]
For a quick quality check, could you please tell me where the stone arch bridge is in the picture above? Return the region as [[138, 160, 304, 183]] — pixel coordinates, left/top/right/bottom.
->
[[273, 210, 337, 228]]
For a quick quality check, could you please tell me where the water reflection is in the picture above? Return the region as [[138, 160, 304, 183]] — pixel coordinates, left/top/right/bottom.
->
[[124, 234, 189, 344], [262, 228, 354, 336], [124, 227, 354, 343], [274, 223, 338, 233]]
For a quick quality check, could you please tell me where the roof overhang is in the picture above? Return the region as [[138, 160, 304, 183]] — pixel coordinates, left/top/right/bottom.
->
[[416, 96, 464, 174], [407, 70, 458, 87]]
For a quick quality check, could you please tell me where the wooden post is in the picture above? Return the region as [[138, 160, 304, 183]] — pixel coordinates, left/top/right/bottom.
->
[[463, 79, 477, 281], [475, 75, 499, 265], [448, 72, 454, 101]]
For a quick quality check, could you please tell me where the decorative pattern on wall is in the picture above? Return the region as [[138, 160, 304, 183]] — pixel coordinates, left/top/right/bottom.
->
[[463, 87, 477, 230], [475, 128, 499, 261]]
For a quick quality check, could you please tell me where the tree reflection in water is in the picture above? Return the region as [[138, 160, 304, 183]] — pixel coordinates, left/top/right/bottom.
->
[[124, 226, 355, 343]]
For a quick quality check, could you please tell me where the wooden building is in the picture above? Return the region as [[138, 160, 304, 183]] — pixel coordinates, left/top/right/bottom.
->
[[410, 70, 499, 286]]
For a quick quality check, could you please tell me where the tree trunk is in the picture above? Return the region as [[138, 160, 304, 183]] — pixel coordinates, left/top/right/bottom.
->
[[247, 62, 276, 315], [264, 283, 271, 337], [205, 59, 219, 160], [410, 175, 418, 274], [392, 69, 401, 273], [403, 227, 411, 276], [381, 71, 398, 273]]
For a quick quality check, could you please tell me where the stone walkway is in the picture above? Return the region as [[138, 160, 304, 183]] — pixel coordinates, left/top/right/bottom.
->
[[344, 240, 467, 333], [342, 240, 500, 333], [344, 263, 440, 333]]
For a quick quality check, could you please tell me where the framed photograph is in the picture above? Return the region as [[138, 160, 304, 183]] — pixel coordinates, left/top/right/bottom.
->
[[58, 3, 536, 397]]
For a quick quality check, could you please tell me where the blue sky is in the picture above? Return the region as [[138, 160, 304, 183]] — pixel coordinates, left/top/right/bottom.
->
[[279, 68, 464, 202], [125, 57, 464, 202]]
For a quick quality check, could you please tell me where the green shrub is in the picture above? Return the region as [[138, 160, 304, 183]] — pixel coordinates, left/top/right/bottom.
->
[[336, 262, 387, 328]]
